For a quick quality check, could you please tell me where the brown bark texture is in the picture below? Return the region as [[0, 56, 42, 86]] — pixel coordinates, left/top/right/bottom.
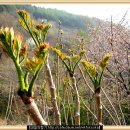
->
[[46, 59, 61, 125], [22, 97, 47, 125], [95, 89, 102, 125], [71, 76, 80, 125]]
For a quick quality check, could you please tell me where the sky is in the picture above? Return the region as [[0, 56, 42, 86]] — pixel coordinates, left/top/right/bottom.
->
[[34, 4, 130, 24]]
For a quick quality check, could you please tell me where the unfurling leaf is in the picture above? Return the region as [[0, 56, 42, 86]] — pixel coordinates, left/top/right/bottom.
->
[[71, 55, 79, 62], [52, 47, 70, 60], [20, 44, 28, 57], [99, 53, 112, 69], [17, 10, 34, 30], [79, 50, 85, 57], [0, 27, 22, 58], [0, 27, 14, 45], [35, 24, 45, 31], [35, 42, 50, 58], [25, 57, 42, 71], [81, 59, 97, 77], [13, 35, 22, 53]]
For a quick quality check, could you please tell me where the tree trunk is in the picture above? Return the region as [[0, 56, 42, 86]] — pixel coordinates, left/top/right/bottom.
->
[[22, 98, 47, 125], [46, 59, 61, 125], [95, 88, 102, 125], [71, 76, 80, 125], [17, 89, 47, 125], [25, 100, 47, 125]]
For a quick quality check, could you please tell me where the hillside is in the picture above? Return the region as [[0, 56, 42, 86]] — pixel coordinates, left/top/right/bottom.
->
[[0, 4, 99, 50], [0, 5, 98, 47], [0, 4, 97, 29]]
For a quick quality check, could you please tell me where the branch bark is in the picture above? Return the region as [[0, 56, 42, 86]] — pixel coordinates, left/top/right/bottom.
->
[[71, 76, 80, 125], [46, 58, 61, 125], [95, 88, 102, 125]]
